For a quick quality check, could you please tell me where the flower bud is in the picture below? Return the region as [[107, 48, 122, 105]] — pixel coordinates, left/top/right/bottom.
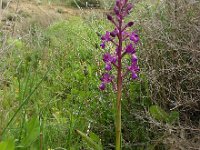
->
[[107, 14, 113, 21], [110, 29, 118, 37], [127, 22, 134, 27], [100, 42, 105, 49], [110, 32, 116, 37], [99, 83, 106, 90]]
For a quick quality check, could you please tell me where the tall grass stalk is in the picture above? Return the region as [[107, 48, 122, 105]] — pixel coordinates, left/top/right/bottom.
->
[[1, 70, 48, 138]]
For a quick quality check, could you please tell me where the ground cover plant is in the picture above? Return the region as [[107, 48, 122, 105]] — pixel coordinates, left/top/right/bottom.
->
[[0, 0, 199, 149]]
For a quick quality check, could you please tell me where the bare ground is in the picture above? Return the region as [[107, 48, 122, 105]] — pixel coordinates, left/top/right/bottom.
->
[[0, 0, 102, 35]]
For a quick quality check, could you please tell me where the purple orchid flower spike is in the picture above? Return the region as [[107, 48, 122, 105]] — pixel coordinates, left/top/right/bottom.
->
[[98, 0, 140, 149], [99, 0, 139, 91]]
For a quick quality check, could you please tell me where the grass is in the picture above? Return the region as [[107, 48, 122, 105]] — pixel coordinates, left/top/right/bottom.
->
[[38, 0, 115, 9], [0, 11, 151, 149], [0, 15, 110, 149]]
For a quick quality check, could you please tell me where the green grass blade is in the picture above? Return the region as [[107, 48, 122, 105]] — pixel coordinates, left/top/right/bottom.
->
[[76, 130, 103, 150], [1, 70, 49, 137], [0, 139, 15, 150]]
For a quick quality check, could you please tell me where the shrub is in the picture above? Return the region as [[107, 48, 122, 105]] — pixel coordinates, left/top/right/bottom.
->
[[134, 0, 200, 148]]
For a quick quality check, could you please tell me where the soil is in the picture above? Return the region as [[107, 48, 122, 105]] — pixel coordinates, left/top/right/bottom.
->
[[0, 0, 102, 35]]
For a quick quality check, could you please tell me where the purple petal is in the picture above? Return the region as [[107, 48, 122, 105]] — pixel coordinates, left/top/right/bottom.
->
[[116, 47, 119, 53], [101, 31, 111, 42], [103, 53, 117, 64], [126, 3, 133, 12], [125, 43, 135, 54], [105, 63, 112, 71], [101, 73, 113, 83], [132, 73, 138, 79], [119, 0, 127, 7], [103, 53, 112, 63], [100, 42, 105, 49], [135, 66, 140, 72], [130, 32, 139, 44], [114, 6, 120, 15], [131, 54, 138, 62], [111, 56, 117, 63], [128, 62, 140, 73], [116, 0, 120, 7], [99, 83, 106, 90], [110, 28, 119, 37], [122, 31, 129, 37]]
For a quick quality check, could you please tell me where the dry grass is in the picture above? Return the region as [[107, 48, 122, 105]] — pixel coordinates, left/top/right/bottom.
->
[[138, 0, 200, 148]]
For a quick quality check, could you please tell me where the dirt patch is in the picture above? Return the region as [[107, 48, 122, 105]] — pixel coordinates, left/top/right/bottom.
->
[[1, 0, 102, 35]]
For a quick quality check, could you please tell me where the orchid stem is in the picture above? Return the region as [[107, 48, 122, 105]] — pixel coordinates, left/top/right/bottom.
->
[[116, 17, 123, 150]]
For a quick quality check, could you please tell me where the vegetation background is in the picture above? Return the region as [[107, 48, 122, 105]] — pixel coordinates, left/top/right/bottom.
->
[[0, 0, 199, 149]]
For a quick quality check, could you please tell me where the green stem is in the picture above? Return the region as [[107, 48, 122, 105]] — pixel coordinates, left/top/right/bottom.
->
[[116, 71, 122, 150], [116, 19, 123, 150]]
